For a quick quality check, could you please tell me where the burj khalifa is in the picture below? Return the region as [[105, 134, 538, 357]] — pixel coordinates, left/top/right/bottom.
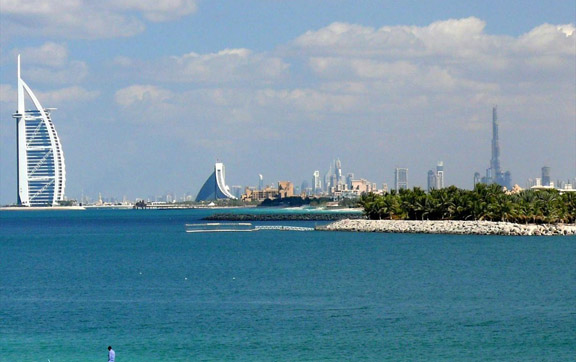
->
[[479, 106, 512, 189]]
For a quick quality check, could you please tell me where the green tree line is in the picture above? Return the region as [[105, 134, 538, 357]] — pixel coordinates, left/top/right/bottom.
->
[[359, 184, 576, 224]]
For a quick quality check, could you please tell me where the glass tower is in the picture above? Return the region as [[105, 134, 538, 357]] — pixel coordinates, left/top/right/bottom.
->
[[395, 168, 408, 191], [13, 55, 66, 206]]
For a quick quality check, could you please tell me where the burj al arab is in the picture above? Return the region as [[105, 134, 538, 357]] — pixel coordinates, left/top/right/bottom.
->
[[12, 55, 66, 206]]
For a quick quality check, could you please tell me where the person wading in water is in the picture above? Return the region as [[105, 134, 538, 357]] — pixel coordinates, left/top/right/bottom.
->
[[108, 346, 115, 362]]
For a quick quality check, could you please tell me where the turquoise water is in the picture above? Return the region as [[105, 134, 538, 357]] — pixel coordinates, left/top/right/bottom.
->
[[1, 209, 575, 361]]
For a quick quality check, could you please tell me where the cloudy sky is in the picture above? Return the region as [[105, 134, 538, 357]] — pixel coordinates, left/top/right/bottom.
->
[[1, 0, 574, 203]]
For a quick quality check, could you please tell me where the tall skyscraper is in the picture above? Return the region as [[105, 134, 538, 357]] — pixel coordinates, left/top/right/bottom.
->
[[427, 170, 436, 192], [395, 168, 408, 191], [490, 106, 501, 180], [13, 55, 66, 206], [312, 170, 322, 194], [476, 106, 512, 189], [541, 166, 551, 187], [346, 173, 354, 190], [334, 158, 343, 186], [324, 163, 332, 192], [258, 174, 264, 190], [436, 161, 444, 189], [428, 162, 444, 191], [329, 158, 344, 192]]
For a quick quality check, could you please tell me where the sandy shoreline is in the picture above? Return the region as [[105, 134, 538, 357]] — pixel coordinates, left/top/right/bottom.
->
[[317, 219, 576, 236]]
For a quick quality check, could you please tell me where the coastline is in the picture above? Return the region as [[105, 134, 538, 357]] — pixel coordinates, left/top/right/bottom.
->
[[317, 219, 576, 236], [0, 206, 86, 211], [203, 211, 364, 222]]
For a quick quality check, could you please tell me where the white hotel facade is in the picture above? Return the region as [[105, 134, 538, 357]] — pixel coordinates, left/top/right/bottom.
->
[[13, 56, 66, 206]]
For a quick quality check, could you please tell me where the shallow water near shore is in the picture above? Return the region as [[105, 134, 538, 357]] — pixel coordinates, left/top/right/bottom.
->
[[1, 209, 575, 361]]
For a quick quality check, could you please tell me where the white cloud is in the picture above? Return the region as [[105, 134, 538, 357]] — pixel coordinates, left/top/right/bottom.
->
[[292, 17, 504, 59], [114, 18, 573, 135], [26, 61, 88, 85], [113, 56, 134, 67], [309, 58, 419, 80], [291, 18, 575, 88], [36, 86, 99, 105], [0, 83, 98, 108], [115, 85, 174, 107], [0, 0, 82, 15], [14, 42, 69, 67], [0, 84, 17, 104], [118, 48, 290, 83], [292, 17, 575, 66], [255, 88, 359, 114], [109, 0, 197, 22], [515, 23, 576, 55], [11, 43, 89, 84], [0, 0, 198, 39], [166, 48, 289, 83]]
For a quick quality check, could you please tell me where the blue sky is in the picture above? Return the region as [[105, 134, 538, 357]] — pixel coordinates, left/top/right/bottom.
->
[[1, 0, 575, 203]]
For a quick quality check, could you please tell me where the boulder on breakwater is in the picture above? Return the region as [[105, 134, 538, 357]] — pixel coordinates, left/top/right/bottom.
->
[[317, 219, 576, 236]]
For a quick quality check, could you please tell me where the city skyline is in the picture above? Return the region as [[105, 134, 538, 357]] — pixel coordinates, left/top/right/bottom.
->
[[6, 60, 575, 205], [1, 1, 574, 204]]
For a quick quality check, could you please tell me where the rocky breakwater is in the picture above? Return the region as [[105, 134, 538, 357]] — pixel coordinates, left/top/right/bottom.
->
[[317, 219, 576, 236], [204, 212, 364, 222]]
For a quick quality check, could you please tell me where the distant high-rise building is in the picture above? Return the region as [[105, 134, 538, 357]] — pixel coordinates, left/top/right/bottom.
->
[[427, 170, 436, 192], [165, 193, 174, 203], [258, 174, 264, 190], [382, 183, 389, 193], [312, 170, 322, 194], [436, 162, 444, 189], [504, 171, 511, 189], [324, 164, 332, 192], [560, 180, 573, 190], [489, 106, 501, 181], [541, 166, 551, 187], [325, 158, 347, 193], [300, 180, 310, 195], [13, 55, 66, 206], [395, 168, 408, 191], [475, 106, 512, 189], [231, 185, 243, 199], [346, 173, 354, 190], [428, 162, 444, 191], [330, 158, 345, 191], [335, 159, 344, 186], [473, 172, 481, 187]]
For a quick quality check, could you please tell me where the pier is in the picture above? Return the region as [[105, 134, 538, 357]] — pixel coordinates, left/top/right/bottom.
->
[[254, 225, 314, 231], [185, 223, 315, 233]]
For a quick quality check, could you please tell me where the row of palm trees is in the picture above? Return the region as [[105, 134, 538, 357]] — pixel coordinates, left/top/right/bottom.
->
[[359, 184, 576, 224]]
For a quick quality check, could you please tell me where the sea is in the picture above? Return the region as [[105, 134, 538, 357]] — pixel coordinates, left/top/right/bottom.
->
[[1, 208, 574, 362]]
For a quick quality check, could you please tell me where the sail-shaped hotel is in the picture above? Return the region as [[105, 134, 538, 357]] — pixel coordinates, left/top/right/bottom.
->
[[12, 56, 66, 206]]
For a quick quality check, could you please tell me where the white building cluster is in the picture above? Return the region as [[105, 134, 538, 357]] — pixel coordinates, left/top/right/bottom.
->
[[527, 166, 575, 192]]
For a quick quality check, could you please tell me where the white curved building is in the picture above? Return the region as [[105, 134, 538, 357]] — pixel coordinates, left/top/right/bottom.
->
[[195, 163, 237, 202], [12, 55, 66, 206]]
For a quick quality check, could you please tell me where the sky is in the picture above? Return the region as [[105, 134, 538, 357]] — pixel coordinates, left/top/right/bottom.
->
[[1, 0, 575, 203]]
